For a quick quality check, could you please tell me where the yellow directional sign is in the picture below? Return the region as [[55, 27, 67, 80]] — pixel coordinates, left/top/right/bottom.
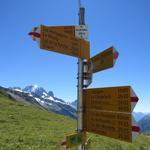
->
[[49, 26, 75, 37], [83, 110, 133, 142], [83, 86, 140, 143], [89, 47, 118, 73], [66, 132, 86, 149], [40, 25, 90, 59], [83, 86, 139, 113], [49, 25, 88, 40]]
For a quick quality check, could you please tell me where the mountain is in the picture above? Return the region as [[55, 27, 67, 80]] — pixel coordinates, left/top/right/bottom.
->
[[138, 113, 150, 133], [0, 89, 76, 149], [71, 100, 77, 109], [133, 112, 147, 122], [2, 85, 149, 123], [3, 85, 77, 119], [23, 85, 48, 97]]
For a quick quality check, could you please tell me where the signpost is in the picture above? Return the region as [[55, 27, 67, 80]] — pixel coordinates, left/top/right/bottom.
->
[[89, 46, 119, 73], [83, 86, 140, 143], [83, 110, 140, 143], [29, 0, 140, 149], [29, 25, 90, 59], [29, 25, 88, 40], [40, 25, 88, 40], [40, 25, 90, 59], [83, 86, 139, 113], [49, 26, 75, 37]]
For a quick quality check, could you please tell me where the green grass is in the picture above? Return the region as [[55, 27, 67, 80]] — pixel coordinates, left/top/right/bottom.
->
[[88, 133, 150, 150], [0, 91, 76, 150], [0, 91, 150, 150]]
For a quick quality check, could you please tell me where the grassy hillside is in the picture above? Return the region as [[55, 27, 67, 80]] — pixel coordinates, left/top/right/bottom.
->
[[0, 90, 76, 150], [0, 90, 150, 150], [89, 133, 150, 150]]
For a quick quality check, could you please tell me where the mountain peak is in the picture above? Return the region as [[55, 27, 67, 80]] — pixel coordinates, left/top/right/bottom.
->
[[32, 84, 38, 88], [48, 91, 54, 97], [23, 85, 48, 97], [23, 85, 40, 90]]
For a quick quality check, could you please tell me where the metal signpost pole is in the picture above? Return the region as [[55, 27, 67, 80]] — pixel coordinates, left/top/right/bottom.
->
[[77, 0, 85, 150]]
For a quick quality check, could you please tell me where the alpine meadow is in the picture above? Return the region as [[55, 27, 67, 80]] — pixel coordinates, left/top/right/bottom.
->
[[0, 89, 150, 150]]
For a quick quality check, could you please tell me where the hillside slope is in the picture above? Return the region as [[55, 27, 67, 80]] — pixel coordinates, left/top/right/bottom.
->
[[7, 85, 77, 119], [0, 90, 150, 150], [0, 90, 76, 150]]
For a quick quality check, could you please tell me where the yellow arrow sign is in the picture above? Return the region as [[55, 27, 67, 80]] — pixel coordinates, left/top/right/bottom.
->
[[83, 86, 140, 143], [89, 47, 119, 73], [83, 110, 140, 143], [40, 25, 90, 59], [47, 25, 75, 37], [83, 86, 139, 113], [49, 25, 88, 40]]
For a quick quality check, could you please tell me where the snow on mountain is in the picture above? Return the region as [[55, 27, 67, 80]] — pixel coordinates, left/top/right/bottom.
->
[[8, 85, 77, 118], [14, 88, 23, 92], [2, 85, 150, 121], [23, 85, 48, 97], [9, 87, 22, 92]]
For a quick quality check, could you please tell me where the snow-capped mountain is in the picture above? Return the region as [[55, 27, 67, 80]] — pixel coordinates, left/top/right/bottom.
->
[[6, 85, 150, 123], [7, 85, 77, 119], [133, 112, 147, 122], [138, 113, 150, 133], [71, 100, 77, 109], [22, 85, 56, 100], [23, 85, 48, 97]]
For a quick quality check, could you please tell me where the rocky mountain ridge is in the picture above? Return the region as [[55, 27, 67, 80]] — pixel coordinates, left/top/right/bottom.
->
[[2, 85, 77, 119]]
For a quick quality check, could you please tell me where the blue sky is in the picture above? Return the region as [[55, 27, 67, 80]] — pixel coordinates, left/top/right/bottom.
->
[[0, 0, 150, 112]]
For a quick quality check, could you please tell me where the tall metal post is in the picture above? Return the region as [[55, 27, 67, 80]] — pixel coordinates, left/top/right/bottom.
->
[[77, 0, 85, 149]]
